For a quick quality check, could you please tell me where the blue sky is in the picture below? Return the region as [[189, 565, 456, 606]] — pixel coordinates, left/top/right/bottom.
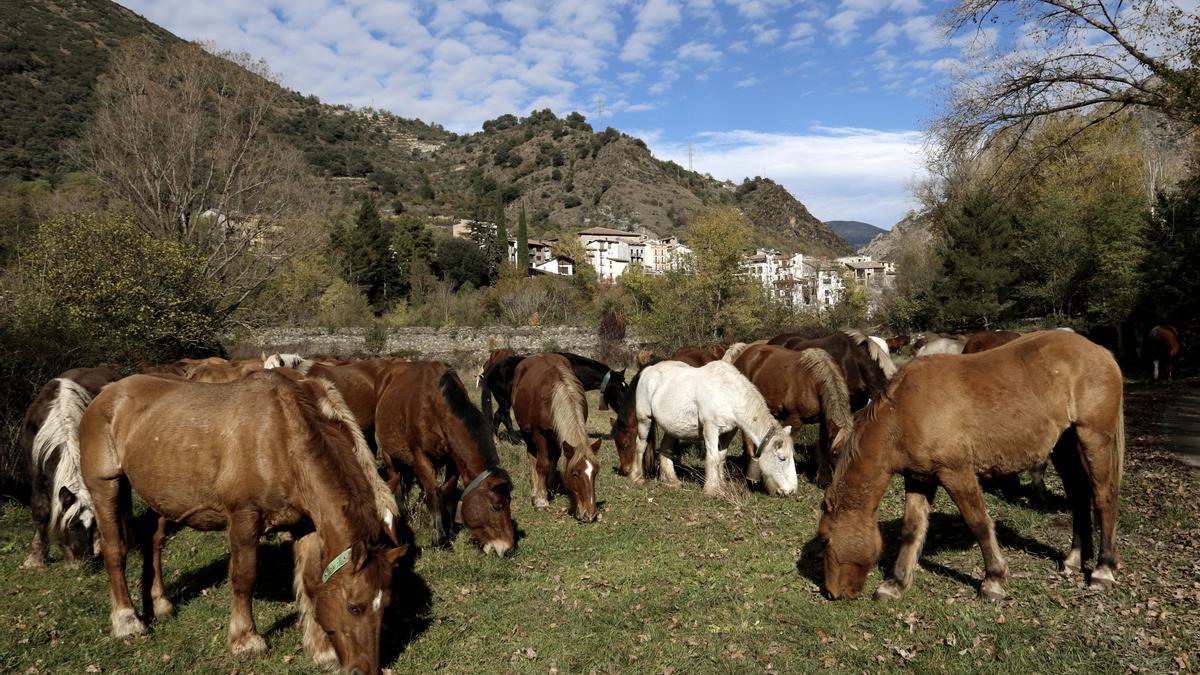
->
[[118, 0, 984, 228]]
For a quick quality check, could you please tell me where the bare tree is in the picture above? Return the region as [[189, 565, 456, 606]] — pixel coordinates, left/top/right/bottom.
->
[[936, 0, 1199, 165], [70, 38, 323, 315]]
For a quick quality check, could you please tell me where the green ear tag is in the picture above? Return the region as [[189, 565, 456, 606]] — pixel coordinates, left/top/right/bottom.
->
[[322, 547, 352, 583]]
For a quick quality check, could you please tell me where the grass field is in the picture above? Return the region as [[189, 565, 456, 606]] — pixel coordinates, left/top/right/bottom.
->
[[1, 379, 1198, 673]]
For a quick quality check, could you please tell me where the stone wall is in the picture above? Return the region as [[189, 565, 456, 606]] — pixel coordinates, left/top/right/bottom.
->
[[230, 326, 643, 370]]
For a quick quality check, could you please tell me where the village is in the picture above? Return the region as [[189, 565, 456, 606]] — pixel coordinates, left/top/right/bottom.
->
[[452, 221, 896, 309]]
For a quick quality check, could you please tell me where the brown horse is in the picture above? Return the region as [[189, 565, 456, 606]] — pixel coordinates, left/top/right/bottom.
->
[[80, 372, 405, 672], [512, 354, 601, 522], [1146, 325, 1181, 381], [767, 330, 896, 409], [303, 358, 398, 430], [819, 331, 1123, 601], [962, 330, 1021, 354], [672, 345, 723, 367], [187, 360, 265, 383], [375, 361, 516, 555], [732, 344, 853, 487], [885, 335, 911, 353], [20, 366, 122, 568]]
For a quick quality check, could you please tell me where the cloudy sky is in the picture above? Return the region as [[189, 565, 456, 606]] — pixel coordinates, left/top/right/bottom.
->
[[118, 0, 981, 228]]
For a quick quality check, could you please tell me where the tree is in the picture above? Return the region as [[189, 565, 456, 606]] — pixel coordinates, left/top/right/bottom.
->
[[343, 198, 400, 312], [435, 237, 492, 290], [493, 196, 509, 268], [516, 202, 530, 272], [393, 215, 436, 298], [937, 0, 1200, 171], [68, 38, 322, 315], [921, 189, 1018, 329]]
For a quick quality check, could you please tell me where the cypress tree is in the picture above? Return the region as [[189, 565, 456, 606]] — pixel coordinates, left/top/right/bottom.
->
[[494, 195, 508, 267], [517, 201, 529, 273]]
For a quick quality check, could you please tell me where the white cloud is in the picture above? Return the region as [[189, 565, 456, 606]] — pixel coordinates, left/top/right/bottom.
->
[[677, 40, 722, 61], [621, 0, 682, 62], [651, 127, 927, 227], [734, 77, 761, 88]]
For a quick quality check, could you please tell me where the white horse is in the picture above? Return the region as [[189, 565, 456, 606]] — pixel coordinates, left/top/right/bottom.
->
[[263, 353, 305, 369], [632, 360, 798, 496], [916, 337, 964, 357]]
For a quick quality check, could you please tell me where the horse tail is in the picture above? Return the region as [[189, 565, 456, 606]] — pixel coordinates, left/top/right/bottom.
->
[[303, 378, 399, 531], [798, 349, 854, 448], [481, 374, 497, 434], [722, 342, 749, 364], [34, 379, 96, 539], [843, 329, 898, 379], [549, 365, 589, 450], [294, 533, 338, 669]]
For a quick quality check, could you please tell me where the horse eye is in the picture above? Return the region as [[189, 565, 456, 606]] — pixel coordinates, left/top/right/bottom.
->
[[492, 503, 503, 512], [572, 471, 579, 478], [348, 604, 363, 616]]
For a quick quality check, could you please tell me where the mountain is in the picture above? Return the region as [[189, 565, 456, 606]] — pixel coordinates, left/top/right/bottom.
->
[[825, 220, 887, 251], [1, 0, 853, 257], [861, 211, 933, 261]]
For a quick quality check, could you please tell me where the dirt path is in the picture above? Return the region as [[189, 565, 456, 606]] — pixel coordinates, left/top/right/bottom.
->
[[1162, 381, 1200, 468]]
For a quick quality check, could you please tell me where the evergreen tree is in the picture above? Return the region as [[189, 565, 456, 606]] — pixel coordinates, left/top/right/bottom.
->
[[494, 195, 508, 267], [344, 197, 400, 313], [517, 201, 530, 273], [393, 215, 436, 297], [922, 188, 1017, 329]]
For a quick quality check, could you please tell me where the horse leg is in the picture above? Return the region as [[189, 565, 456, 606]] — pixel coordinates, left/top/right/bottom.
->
[[439, 465, 461, 528], [1052, 436, 1092, 576], [1028, 461, 1048, 506], [1076, 424, 1121, 590], [227, 510, 267, 655], [939, 470, 1008, 600], [632, 416, 652, 484], [93, 475, 144, 637], [527, 431, 552, 509], [658, 436, 681, 488], [140, 514, 174, 619], [701, 424, 725, 497], [816, 416, 833, 488], [22, 484, 50, 569], [875, 476, 937, 601], [412, 456, 449, 548]]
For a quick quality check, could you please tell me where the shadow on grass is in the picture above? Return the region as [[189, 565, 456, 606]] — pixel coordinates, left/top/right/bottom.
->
[[796, 511, 1064, 593], [167, 538, 298, 610], [380, 550, 433, 665]]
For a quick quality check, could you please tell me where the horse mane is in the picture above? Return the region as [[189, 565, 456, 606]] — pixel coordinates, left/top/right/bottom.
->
[[722, 342, 749, 363], [280, 375, 381, 545], [556, 351, 609, 374], [302, 377, 398, 529], [613, 369, 643, 436], [796, 348, 854, 446], [33, 378, 95, 537], [436, 368, 504, 472], [548, 362, 590, 450], [842, 329, 898, 379]]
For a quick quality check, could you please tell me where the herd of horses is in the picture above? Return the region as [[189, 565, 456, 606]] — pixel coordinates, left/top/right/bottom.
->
[[14, 322, 1182, 671]]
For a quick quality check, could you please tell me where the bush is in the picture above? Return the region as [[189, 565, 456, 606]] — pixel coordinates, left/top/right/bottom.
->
[[362, 319, 391, 354]]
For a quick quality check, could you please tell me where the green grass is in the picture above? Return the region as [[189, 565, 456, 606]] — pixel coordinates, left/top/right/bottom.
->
[[1, 386, 1197, 673]]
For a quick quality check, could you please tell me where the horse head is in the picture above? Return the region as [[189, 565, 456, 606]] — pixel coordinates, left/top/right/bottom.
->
[[562, 439, 602, 522], [754, 425, 798, 496], [599, 369, 627, 412], [817, 497, 881, 599], [302, 539, 408, 674], [610, 417, 638, 477], [457, 469, 516, 556]]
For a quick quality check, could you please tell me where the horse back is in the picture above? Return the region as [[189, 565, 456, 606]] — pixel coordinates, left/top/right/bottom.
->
[[513, 354, 579, 432], [374, 361, 450, 467]]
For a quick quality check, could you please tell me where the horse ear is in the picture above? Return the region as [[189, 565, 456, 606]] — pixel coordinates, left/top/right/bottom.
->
[[619, 369, 626, 377], [609, 417, 617, 430], [560, 440, 576, 459], [58, 486, 76, 509], [590, 438, 602, 453], [384, 544, 409, 566], [781, 425, 792, 438], [351, 541, 369, 572]]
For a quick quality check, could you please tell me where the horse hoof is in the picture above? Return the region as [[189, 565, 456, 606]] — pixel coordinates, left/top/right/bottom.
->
[[153, 598, 176, 619], [1059, 550, 1082, 576], [978, 580, 1006, 602], [1088, 567, 1116, 591], [532, 498, 551, 510], [110, 608, 147, 638], [873, 581, 903, 601], [230, 633, 268, 656], [20, 555, 46, 570]]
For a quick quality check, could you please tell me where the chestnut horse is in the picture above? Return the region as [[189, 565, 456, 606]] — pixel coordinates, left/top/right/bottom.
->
[[303, 358, 399, 430], [731, 344, 853, 487], [962, 330, 1020, 354], [80, 372, 405, 672], [511, 354, 601, 522], [768, 330, 896, 409], [672, 345, 723, 368], [1146, 325, 1181, 381], [819, 331, 1124, 601], [375, 361, 516, 554], [885, 335, 911, 353], [20, 366, 122, 568]]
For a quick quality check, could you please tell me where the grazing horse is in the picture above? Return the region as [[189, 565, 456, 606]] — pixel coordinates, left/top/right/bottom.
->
[[476, 348, 521, 388], [80, 372, 406, 672], [263, 353, 305, 369], [375, 361, 516, 554], [20, 366, 122, 568], [768, 330, 896, 409], [886, 335, 911, 353], [915, 336, 965, 357], [962, 330, 1021, 354], [556, 352, 627, 411], [187, 360, 265, 383], [819, 331, 1123, 601], [732, 345, 853, 487], [672, 345, 723, 368], [631, 360, 798, 496], [303, 358, 398, 430], [481, 355, 527, 438], [511, 354, 601, 522], [1146, 325, 1181, 381]]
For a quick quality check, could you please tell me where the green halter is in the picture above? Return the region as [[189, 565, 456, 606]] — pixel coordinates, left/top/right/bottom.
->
[[322, 547, 352, 583]]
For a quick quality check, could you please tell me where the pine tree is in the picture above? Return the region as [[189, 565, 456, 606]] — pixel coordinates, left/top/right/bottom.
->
[[344, 197, 400, 313], [923, 188, 1017, 329], [393, 215, 436, 297], [517, 201, 530, 273], [494, 195, 508, 267]]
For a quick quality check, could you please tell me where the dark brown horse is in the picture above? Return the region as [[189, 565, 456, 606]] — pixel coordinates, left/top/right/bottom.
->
[[80, 372, 405, 672], [512, 354, 601, 522], [768, 330, 896, 409], [1146, 325, 1181, 381], [962, 330, 1021, 354], [375, 361, 516, 555], [731, 344, 853, 487], [20, 366, 122, 568], [476, 348, 521, 388], [672, 345, 724, 367], [819, 331, 1123, 601], [885, 335, 911, 353]]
